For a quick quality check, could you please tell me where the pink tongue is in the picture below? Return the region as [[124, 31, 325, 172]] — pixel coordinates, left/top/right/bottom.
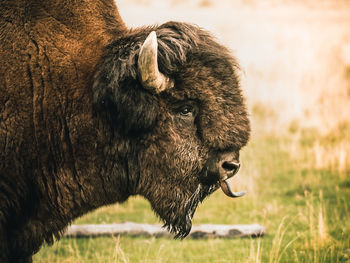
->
[[220, 180, 246, 198]]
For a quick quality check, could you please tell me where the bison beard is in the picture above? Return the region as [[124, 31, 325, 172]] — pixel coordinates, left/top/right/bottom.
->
[[167, 184, 205, 239], [0, 1, 250, 261], [166, 184, 217, 239]]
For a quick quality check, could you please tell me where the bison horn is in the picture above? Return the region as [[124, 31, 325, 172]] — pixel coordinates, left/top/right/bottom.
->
[[138, 31, 174, 93]]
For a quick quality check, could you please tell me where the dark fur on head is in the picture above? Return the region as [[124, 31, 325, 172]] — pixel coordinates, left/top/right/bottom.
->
[[93, 21, 250, 238], [93, 22, 201, 135]]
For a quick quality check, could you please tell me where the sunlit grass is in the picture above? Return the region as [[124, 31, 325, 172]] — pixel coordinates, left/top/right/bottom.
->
[[34, 114, 350, 262]]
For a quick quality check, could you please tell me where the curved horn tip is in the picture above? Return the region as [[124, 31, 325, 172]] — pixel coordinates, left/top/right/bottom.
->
[[144, 31, 157, 47], [139, 31, 158, 57], [138, 31, 173, 94]]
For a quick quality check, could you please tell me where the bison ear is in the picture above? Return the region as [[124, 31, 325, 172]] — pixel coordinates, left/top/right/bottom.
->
[[92, 34, 161, 136]]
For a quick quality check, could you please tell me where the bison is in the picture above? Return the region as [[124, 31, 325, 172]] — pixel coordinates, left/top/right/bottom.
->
[[0, 0, 250, 262]]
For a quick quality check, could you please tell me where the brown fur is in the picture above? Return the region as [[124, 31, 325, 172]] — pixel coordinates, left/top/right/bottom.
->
[[0, 1, 250, 262]]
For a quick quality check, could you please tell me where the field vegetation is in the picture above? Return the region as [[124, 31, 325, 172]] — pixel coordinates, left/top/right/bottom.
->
[[34, 110, 350, 263], [34, 0, 350, 262]]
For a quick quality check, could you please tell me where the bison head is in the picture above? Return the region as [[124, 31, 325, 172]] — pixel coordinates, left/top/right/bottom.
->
[[93, 22, 250, 238]]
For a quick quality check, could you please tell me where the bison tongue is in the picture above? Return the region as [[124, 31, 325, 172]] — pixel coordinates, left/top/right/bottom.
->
[[220, 180, 246, 198]]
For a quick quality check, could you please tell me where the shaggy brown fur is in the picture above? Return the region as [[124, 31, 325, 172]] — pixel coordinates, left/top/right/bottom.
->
[[0, 1, 250, 262]]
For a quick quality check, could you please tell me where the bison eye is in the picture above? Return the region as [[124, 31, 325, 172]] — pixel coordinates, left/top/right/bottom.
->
[[179, 105, 193, 117]]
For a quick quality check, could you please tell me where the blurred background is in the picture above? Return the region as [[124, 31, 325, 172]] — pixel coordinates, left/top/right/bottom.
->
[[117, 0, 350, 172], [35, 1, 350, 262]]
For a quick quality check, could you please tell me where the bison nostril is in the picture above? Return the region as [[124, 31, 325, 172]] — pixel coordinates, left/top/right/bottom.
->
[[222, 161, 240, 174]]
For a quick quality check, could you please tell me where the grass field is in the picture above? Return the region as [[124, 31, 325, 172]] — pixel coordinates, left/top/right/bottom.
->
[[34, 111, 350, 262], [35, 0, 350, 262]]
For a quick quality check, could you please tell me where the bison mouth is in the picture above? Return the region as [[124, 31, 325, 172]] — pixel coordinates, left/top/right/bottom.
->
[[163, 167, 246, 238], [219, 180, 246, 198]]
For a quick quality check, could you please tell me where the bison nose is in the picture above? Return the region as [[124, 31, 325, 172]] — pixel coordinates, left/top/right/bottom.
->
[[222, 161, 240, 176], [219, 156, 245, 198], [202, 151, 241, 185]]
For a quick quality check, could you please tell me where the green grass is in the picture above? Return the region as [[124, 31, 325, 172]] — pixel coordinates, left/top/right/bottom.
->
[[34, 117, 350, 262]]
